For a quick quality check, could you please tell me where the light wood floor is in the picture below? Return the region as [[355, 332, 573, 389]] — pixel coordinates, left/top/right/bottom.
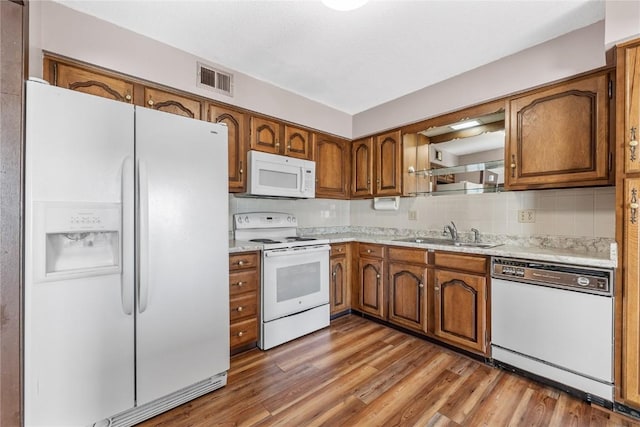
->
[[139, 315, 640, 426]]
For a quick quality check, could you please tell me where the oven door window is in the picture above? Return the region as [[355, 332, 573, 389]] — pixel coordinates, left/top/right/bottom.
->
[[277, 262, 321, 301], [263, 248, 329, 322]]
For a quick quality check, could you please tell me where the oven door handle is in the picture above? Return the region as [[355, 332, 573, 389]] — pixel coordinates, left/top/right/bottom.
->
[[264, 245, 331, 257]]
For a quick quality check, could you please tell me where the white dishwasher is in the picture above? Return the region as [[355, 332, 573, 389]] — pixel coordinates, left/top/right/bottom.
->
[[491, 257, 614, 404]]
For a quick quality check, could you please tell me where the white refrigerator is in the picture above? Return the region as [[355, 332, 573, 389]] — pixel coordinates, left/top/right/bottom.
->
[[24, 80, 230, 427]]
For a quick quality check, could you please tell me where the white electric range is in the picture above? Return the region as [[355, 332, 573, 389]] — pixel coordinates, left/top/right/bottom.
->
[[233, 212, 330, 350]]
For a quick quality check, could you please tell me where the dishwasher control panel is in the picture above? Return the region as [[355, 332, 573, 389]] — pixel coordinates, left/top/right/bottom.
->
[[492, 257, 613, 296]]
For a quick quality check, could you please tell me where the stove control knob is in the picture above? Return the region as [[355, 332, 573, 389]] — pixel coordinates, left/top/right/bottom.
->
[[237, 217, 242, 224], [287, 216, 292, 222], [244, 216, 249, 223]]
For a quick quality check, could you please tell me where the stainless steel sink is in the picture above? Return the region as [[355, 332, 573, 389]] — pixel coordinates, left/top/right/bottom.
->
[[392, 237, 502, 249], [453, 242, 503, 249]]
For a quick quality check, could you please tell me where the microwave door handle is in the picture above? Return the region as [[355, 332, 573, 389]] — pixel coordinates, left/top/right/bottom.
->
[[300, 166, 305, 193]]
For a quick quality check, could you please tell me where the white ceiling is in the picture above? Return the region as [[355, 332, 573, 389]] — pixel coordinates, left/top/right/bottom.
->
[[56, 0, 605, 115]]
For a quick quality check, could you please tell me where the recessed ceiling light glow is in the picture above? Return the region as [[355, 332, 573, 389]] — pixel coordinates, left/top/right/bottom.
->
[[322, 0, 369, 11], [450, 120, 481, 130]]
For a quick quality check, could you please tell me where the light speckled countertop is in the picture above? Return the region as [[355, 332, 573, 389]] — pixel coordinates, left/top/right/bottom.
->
[[229, 233, 617, 268]]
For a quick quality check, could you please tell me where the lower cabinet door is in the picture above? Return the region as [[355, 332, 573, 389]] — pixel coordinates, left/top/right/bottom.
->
[[358, 257, 385, 319], [434, 269, 487, 354], [330, 255, 349, 314], [388, 262, 427, 332]]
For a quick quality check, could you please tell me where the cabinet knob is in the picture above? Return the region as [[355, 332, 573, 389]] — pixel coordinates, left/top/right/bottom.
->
[[147, 99, 154, 106], [125, 94, 132, 102], [631, 188, 638, 225], [236, 306, 244, 312], [510, 154, 516, 178], [419, 283, 424, 288], [434, 286, 440, 291], [237, 260, 245, 266], [234, 281, 244, 287], [237, 331, 245, 337], [338, 248, 343, 252], [376, 274, 381, 279], [239, 160, 243, 175], [367, 249, 372, 253], [275, 141, 280, 148], [332, 271, 337, 277]]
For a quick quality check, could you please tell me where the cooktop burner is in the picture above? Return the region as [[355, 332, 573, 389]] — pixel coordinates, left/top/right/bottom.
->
[[249, 238, 282, 244], [286, 236, 317, 242]]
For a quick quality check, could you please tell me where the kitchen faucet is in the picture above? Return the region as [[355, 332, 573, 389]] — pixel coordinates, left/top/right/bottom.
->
[[443, 221, 458, 241], [471, 228, 480, 243]]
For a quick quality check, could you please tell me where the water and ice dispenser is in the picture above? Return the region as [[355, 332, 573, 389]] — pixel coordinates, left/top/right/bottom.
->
[[33, 202, 122, 282]]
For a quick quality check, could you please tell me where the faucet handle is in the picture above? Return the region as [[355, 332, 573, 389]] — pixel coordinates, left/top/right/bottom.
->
[[471, 228, 480, 243]]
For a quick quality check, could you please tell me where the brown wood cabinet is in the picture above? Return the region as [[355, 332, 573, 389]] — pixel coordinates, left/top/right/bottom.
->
[[356, 244, 386, 319], [250, 117, 282, 155], [352, 131, 402, 198], [229, 251, 260, 354], [330, 243, 351, 315], [208, 104, 248, 192], [618, 39, 640, 410], [433, 252, 489, 354], [142, 87, 202, 119], [44, 59, 135, 103], [506, 70, 613, 190], [375, 130, 402, 196], [284, 125, 313, 160], [351, 138, 374, 198], [387, 246, 429, 333], [315, 134, 351, 199]]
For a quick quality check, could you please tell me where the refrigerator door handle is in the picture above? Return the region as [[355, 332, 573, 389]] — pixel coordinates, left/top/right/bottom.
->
[[138, 159, 150, 314], [121, 157, 134, 315]]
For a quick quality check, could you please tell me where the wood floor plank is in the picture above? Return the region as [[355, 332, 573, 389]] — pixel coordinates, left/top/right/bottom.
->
[[138, 315, 640, 427], [437, 363, 502, 423]]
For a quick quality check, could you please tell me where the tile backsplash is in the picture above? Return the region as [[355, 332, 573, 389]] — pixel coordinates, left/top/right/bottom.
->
[[229, 186, 615, 239]]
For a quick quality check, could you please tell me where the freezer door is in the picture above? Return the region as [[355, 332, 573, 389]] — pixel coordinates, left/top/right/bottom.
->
[[24, 81, 135, 426], [135, 107, 229, 405]]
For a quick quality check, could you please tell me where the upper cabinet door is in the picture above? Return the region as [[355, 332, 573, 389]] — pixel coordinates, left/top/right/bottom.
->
[[46, 60, 135, 104], [208, 104, 248, 193], [375, 130, 402, 196], [351, 138, 374, 198], [621, 45, 640, 174], [315, 134, 350, 199], [250, 117, 282, 155], [505, 71, 612, 190], [143, 87, 202, 120], [284, 125, 312, 160]]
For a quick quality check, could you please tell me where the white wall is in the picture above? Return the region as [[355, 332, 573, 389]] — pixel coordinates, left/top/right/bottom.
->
[[353, 21, 607, 138], [605, 0, 640, 47], [28, 1, 352, 138]]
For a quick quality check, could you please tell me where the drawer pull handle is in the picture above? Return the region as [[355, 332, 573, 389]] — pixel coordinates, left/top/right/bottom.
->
[[237, 331, 246, 337], [510, 154, 516, 178], [367, 249, 372, 254], [147, 98, 154, 106], [236, 260, 245, 266], [233, 281, 244, 287], [236, 306, 244, 312]]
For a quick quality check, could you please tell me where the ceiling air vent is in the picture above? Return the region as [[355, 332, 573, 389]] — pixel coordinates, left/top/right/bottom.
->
[[197, 62, 233, 97]]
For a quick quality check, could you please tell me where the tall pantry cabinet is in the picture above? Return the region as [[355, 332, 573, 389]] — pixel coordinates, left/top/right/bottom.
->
[[617, 38, 640, 411]]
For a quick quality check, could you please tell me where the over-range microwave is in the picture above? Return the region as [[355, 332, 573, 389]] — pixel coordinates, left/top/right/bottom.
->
[[246, 150, 315, 198]]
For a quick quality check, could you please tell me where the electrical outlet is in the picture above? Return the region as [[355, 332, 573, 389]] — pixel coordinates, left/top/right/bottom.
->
[[518, 209, 536, 223], [408, 210, 418, 221]]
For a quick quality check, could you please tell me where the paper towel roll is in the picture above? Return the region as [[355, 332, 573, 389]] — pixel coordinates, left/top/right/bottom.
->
[[373, 196, 400, 210]]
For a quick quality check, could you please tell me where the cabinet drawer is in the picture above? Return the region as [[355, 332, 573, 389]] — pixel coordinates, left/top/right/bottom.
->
[[229, 252, 259, 271], [434, 252, 487, 274], [331, 243, 348, 256], [359, 243, 385, 258], [230, 318, 258, 348], [388, 246, 429, 265], [230, 292, 258, 322], [229, 270, 259, 296]]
